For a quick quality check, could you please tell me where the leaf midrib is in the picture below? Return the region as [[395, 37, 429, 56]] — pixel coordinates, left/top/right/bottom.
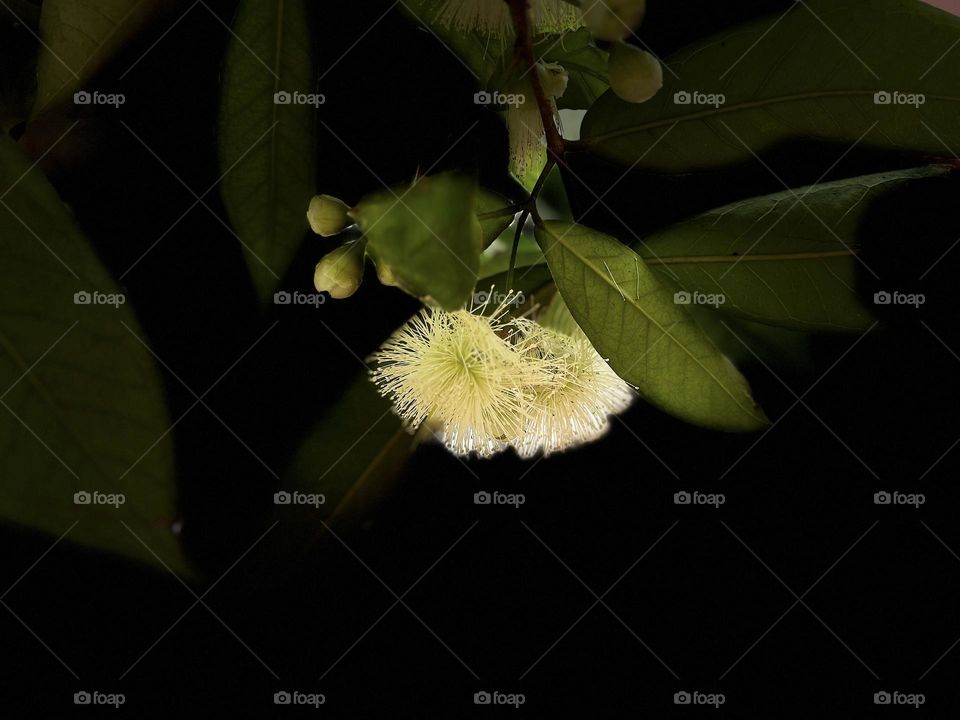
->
[[641, 249, 855, 265], [543, 225, 762, 421], [584, 90, 960, 145]]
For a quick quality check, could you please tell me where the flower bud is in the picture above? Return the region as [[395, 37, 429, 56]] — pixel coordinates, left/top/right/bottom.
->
[[608, 43, 662, 103], [306, 194, 352, 237], [314, 240, 365, 299], [581, 0, 646, 42], [374, 259, 399, 288]]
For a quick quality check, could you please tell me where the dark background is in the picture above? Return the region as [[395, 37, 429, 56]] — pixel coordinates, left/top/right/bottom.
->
[[3, 0, 960, 715]]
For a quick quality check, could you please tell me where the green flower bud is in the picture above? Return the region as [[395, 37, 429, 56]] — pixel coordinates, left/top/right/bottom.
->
[[314, 240, 365, 299], [374, 259, 399, 288], [581, 0, 646, 42], [306, 194, 352, 237], [608, 43, 662, 103]]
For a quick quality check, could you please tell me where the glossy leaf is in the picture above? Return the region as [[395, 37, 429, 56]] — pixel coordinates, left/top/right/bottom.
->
[[638, 166, 950, 331], [0, 135, 187, 574], [582, 0, 960, 171], [219, 0, 315, 301], [536, 220, 768, 431]]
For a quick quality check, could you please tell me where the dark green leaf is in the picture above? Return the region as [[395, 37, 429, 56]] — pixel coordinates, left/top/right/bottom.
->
[[0, 136, 188, 575], [582, 0, 960, 171], [536, 220, 768, 431], [279, 374, 415, 532], [32, 0, 165, 117], [219, 0, 315, 301], [637, 166, 950, 331]]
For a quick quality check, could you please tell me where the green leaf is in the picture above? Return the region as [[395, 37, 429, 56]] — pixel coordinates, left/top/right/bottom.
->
[[32, 0, 163, 118], [535, 28, 609, 110], [479, 231, 543, 279], [638, 166, 950, 331], [357, 173, 480, 311], [0, 136, 188, 575], [476, 188, 515, 249], [535, 220, 769, 431], [582, 0, 960, 171], [279, 374, 415, 532], [219, 0, 315, 302]]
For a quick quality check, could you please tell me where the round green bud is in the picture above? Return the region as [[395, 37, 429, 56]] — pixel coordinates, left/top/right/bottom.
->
[[314, 240, 365, 299], [581, 0, 646, 42], [307, 194, 352, 237], [608, 43, 663, 104]]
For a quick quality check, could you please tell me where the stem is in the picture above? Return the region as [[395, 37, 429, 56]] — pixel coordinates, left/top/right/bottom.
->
[[505, 0, 565, 164], [505, 209, 530, 292], [504, 157, 555, 290]]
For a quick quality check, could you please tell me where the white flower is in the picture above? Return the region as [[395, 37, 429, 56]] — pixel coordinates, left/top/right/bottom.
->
[[434, 0, 582, 36], [371, 294, 635, 459], [371, 297, 552, 457], [511, 318, 635, 458]]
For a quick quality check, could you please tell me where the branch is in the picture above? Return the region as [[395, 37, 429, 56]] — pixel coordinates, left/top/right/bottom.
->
[[505, 0, 565, 163]]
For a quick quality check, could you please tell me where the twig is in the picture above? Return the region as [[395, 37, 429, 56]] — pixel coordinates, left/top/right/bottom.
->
[[505, 0, 565, 163]]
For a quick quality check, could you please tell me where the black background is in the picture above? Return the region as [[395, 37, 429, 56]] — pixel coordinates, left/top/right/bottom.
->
[[3, 0, 960, 715]]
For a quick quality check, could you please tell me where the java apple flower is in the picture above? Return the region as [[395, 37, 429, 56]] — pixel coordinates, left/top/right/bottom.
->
[[434, 0, 582, 36], [370, 294, 634, 458], [371, 296, 554, 457], [511, 318, 634, 457]]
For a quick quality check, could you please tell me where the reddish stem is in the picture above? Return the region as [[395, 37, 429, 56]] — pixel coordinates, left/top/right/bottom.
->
[[505, 0, 565, 163]]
